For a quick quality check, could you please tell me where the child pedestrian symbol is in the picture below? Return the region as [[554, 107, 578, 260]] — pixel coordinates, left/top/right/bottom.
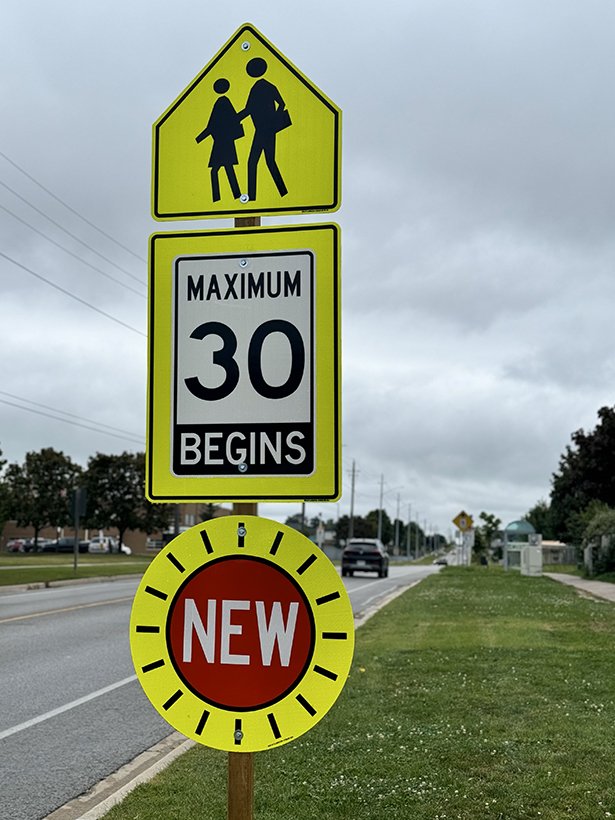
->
[[195, 78, 243, 202]]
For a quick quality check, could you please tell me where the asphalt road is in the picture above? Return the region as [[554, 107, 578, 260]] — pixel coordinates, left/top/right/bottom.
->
[[0, 563, 439, 819]]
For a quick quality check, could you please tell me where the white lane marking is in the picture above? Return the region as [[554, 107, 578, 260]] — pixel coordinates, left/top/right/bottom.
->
[[0, 674, 137, 741], [345, 579, 387, 595], [0, 596, 134, 624]]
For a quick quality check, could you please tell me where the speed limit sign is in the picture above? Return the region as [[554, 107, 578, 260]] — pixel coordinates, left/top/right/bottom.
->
[[146, 223, 340, 502]]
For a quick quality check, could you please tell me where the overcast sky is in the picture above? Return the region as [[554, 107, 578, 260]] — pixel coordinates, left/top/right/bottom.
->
[[2, 1, 615, 538]]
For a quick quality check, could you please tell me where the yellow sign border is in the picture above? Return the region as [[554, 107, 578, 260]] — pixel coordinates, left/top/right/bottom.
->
[[152, 22, 341, 220], [130, 516, 355, 753], [146, 223, 340, 502]]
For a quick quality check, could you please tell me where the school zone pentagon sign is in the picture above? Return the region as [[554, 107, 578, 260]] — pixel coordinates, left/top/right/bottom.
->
[[152, 23, 341, 219], [130, 516, 354, 753]]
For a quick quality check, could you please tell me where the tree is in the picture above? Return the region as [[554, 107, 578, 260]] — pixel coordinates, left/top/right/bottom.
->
[[582, 506, 615, 575], [201, 503, 220, 522], [478, 511, 501, 552], [550, 406, 615, 542], [364, 509, 392, 543], [284, 512, 308, 534], [6, 448, 82, 548], [0, 447, 9, 536], [84, 452, 171, 548], [335, 514, 374, 544], [525, 500, 555, 540]]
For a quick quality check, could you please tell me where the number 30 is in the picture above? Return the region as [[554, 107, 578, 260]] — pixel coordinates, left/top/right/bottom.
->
[[184, 320, 305, 401]]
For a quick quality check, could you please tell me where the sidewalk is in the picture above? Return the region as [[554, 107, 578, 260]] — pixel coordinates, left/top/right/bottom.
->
[[544, 572, 615, 602]]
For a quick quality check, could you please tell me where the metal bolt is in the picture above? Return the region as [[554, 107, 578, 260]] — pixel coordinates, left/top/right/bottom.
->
[[241, 41, 250, 51], [240, 193, 249, 203], [239, 259, 248, 267], [234, 730, 244, 741], [238, 463, 248, 473], [237, 526, 247, 538]]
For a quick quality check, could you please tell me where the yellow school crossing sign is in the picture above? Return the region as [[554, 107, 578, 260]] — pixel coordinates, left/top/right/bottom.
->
[[152, 23, 341, 220]]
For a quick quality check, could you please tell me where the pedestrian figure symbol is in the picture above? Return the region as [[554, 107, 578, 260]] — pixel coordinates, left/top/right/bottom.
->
[[195, 78, 243, 202], [195, 58, 291, 204]]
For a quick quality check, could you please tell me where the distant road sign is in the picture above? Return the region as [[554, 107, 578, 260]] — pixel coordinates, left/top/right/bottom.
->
[[146, 223, 340, 502], [130, 516, 354, 753], [453, 511, 473, 532], [153, 23, 341, 220]]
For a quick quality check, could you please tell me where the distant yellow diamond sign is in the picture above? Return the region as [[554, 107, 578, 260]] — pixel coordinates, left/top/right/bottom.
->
[[152, 23, 341, 220], [453, 511, 474, 532]]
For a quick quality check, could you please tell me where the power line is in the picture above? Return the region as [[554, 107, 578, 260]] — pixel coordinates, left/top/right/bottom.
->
[[0, 390, 143, 440], [0, 250, 146, 337], [0, 398, 144, 446], [0, 148, 147, 264], [0, 177, 145, 286], [0, 200, 146, 298]]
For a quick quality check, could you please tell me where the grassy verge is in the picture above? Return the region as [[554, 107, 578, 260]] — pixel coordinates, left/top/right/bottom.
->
[[542, 562, 582, 575], [103, 567, 615, 819], [0, 554, 152, 586]]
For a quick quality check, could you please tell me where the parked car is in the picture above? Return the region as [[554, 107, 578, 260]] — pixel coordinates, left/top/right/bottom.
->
[[49, 538, 90, 553], [341, 538, 389, 578], [22, 538, 54, 552], [433, 556, 448, 565], [88, 536, 112, 554], [88, 536, 131, 555], [5, 539, 25, 553]]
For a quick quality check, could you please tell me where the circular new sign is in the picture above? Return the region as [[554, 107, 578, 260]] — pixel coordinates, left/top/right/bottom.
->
[[130, 515, 354, 753]]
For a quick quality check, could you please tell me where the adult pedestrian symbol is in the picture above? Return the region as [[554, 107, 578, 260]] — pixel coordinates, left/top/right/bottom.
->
[[130, 516, 355, 753], [146, 223, 340, 503], [152, 23, 341, 219]]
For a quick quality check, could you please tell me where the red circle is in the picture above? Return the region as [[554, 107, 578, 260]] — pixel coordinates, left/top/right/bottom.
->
[[167, 557, 314, 709]]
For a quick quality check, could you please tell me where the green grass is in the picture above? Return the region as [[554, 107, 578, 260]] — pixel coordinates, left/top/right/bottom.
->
[[0, 553, 152, 586], [102, 567, 615, 819], [543, 563, 582, 575]]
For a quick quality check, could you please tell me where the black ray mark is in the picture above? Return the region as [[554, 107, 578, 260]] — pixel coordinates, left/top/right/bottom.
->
[[142, 659, 165, 673], [145, 585, 168, 601], [314, 664, 338, 681], [297, 554, 318, 575], [200, 529, 213, 554], [163, 690, 183, 710], [296, 694, 317, 716], [322, 632, 348, 640], [135, 625, 160, 634], [267, 712, 281, 739], [166, 552, 185, 573], [195, 710, 210, 736], [316, 591, 341, 606], [269, 530, 284, 556]]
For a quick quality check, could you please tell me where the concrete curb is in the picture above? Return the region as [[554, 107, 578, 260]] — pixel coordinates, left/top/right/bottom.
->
[[45, 733, 194, 820]]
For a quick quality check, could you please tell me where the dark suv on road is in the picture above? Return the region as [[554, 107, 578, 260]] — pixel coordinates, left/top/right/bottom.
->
[[341, 538, 389, 578]]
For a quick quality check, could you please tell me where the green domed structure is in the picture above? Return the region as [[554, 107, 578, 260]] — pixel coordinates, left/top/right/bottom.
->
[[504, 519, 536, 543]]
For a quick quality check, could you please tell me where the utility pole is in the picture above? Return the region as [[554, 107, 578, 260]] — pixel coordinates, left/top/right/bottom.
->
[[377, 474, 384, 542], [348, 460, 356, 541], [415, 510, 420, 558], [406, 503, 412, 557]]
